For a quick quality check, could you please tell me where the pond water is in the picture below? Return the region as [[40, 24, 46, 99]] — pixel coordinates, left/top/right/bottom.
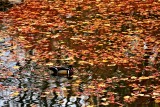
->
[[0, 23, 159, 107], [0, 3, 160, 107]]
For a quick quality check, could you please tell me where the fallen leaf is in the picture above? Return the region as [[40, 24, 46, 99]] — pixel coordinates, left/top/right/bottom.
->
[[13, 66, 20, 69], [10, 91, 19, 97], [46, 62, 54, 66]]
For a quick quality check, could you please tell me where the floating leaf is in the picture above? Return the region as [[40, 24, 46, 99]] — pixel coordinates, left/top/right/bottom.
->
[[6, 71, 13, 76], [139, 76, 149, 80], [138, 94, 144, 96], [98, 83, 106, 87], [44, 91, 50, 95], [131, 76, 137, 79], [87, 105, 94, 107], [104, 24, 110, 26], [101, 98, 107, 101], [10, 91, 19, 97], [124, 96, 130, 99], [101, 102, 109, 106], [88, 85, 95, 89], [72, 75, 79, 78], [46, 62, 54, 66], [153, 92, 160, 96], [102, 59, 108, 62], [13, 66, 20, 69], [155, 98, 160, 103], [107, 64, 116, 67]]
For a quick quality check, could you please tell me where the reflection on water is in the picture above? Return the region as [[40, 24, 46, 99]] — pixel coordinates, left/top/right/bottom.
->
[[0, 33, 159, 107], [0, 31, 92, 106], [0, 16, 160, 107]]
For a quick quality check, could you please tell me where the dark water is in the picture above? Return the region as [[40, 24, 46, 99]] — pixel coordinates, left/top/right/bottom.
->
[[0, 29, 160, 107], [0, 4, 160, 107]]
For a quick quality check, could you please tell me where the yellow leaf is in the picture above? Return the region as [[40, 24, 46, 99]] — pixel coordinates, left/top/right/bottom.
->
[[60, 41, 65, 44], [44, 91, 50, 95], [139, 76, 149, 80], [153, 92, 160, 96], [101, 98, 107, 101], [46, 35, 51, 37], [124, 96, 130, 99], [87, 105, 94, 107], [98, 83, 106, 87], [107, 64, 116, 67], [82, 21, 90, 24], [62, 87, 67, 91], [70, 37, 81, 40], [87, 30, 94, 33], [16, 18, 22, 20], [46, 62, 54, 66], [78, 61, 93, 65], [88, 85, 95, 89], [23, 88, 28, 91], [104, 24, 110, 26], [72, 83, 79, 86], [138, 94, 144, 96], [45, 32, 51, 35], [75, 80, 82, 83], [13, 66, 20, 69], [148, 76, 155, 79], [102, 60, 108, 62], [133, 87, 139, 91], [101, 102, 109, 106], [53, 34, 60, 38], [40, 95, 46, 98], [10, 91, 19, 97], [24, 45, 32, 48], [98, 44, 103, 46], [155, 98, 160, 103], [131, 76, 137, 79], [72, 75, 78, 78], [19, 36, 25, 39], [0, 53, 3, 56], [0, 38, 5, 42]]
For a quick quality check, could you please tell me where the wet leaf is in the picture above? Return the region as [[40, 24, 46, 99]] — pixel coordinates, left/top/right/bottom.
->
[[30, 104, 38, 107], [139, 76, 149, 80], [40, 95, 46, 98], [72, 83, 79, 86], [87, 105, 94, 107], [124, 96, 130, 99], [13, 66, 20, 69], [153, 92, 160, 96], [88, 85, 95, 89], [155, 98, 160, 103], [102, 59, 108, 63], [98, 83, 106, 87], [0, 0, 159, 106], [10, 91, 19, 97], [138, 94, 145, 96], [72, 75, 79, 78], [101, 98, 107, 101], [101, 102, 109, 106], [46, 62, 54, 66], [44, 91, 50, 95], [131, 76, 137, 79]]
